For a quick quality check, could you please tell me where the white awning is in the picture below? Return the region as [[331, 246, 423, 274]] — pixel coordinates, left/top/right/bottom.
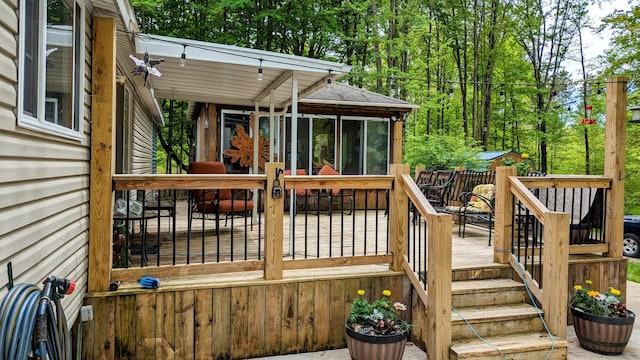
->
[[133, 34, 351, 109]]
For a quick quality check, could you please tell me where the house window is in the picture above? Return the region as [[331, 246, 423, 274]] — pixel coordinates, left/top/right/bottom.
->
[[18, 0, 84, 139]]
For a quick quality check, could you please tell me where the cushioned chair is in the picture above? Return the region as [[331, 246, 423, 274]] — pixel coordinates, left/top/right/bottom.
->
[[445, 184, 495, 245], [283, 169, 315, 214], [317, 165, 354, 215], [188, 161, 254, 233]]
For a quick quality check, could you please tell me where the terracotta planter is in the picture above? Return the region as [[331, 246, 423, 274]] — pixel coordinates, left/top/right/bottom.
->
[[345, 323, 407, 360], [571, 306, 636, 355]]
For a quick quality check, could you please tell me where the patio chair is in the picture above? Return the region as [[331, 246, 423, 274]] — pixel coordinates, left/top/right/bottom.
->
[[445, 183, 495, 245], [317, 165, 354, 215], [417, 170, 455, 210], [283, 169, 317, 215], [187, 161, 254, 233]]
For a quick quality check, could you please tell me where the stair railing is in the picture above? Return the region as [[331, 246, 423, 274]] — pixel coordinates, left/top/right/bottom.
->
[[494, 166, 569, 339]]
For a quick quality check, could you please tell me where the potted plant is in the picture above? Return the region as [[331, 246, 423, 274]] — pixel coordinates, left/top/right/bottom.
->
[[345, 289, 410, 360], [570, 280, 635, 355]]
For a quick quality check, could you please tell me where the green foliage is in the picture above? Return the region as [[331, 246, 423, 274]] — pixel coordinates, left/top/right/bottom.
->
[[571, 280, 629, 317], [501, 156, 531, 176], [628, 262, 640, 284], [348, 289, 409, 336], [129, 0, 640, 213], [404, 132, 486, 172]]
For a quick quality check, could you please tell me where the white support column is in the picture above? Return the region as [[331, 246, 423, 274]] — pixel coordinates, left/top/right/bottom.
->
[[270, 89, 275, 162], [253, 101, 260, 222], [253, 101, 260, 174], [289, 71, 299, 254]]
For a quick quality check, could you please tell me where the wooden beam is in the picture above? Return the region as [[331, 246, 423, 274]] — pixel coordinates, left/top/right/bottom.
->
[[89, 17, 116, 293], [604, 76, 627, 258], [255, 70, 293, 103], [542, 211, 569, 338], [264, 163, 284, 280], [207, 105, 218, 161], [494, 166, 516, 264], [392, 120, 403, 164], [282, 255, 392, 270], [427, 211, 452, 360], [518, 175, 611, 189], [389, 164, 409, 272]]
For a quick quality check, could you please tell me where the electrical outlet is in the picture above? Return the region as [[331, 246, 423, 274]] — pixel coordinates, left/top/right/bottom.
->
[[80, 305, 93, 322]]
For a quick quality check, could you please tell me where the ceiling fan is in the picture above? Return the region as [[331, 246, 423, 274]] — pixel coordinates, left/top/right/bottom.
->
[[129, 52, 164, 86]]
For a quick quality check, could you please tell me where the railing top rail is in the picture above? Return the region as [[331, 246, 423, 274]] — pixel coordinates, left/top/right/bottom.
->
[[509, 176, 548, 222], [284, 175, 394, 190], [401, 174, 441, 217], [112, 173, 266, 190], [518, 175, 612, 189]]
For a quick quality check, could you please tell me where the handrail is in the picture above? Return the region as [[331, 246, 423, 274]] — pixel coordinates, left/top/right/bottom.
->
[[508, 175, 547, 223], [401, 173, 439, 217], [518, 175, 612, 189], [112, 173, 266, 190], [401, 171, 452, 360], [284, 174, 393, 191], [498, 169, 614, 339]]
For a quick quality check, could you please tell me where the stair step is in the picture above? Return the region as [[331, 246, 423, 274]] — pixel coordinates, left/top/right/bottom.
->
[[451, 265, 512, 281], [450, 332, 568, 360], [451, 304, 544, 340], [452, 279, 526, 307]]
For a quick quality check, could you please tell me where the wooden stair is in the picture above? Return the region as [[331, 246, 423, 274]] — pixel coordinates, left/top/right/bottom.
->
[[448, 267, 567, 359]]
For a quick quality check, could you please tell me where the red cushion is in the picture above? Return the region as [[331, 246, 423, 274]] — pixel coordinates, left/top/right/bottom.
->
[[284, 169, 308, 196], [318, 165, 340, 176], [188, 161, 231, 200], [318, 165, 341, 196], [217, 199, 254, 213]]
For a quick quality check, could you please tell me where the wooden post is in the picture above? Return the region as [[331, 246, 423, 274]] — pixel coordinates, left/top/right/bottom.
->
[[88, 17, 116, 293], [494, 166, 516, 264], [414, 165, 425, 180], [392, 120, 404, 164], [427, 213, 452, 360], [207, 105, 218, 161], [388, 163, 409, 271], [264, 162, 284, 280], [542, 212, 569, 338], [604, 77, 627, 259]]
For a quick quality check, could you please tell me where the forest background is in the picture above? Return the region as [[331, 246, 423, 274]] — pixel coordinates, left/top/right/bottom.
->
[[131, 0, 640, 213]]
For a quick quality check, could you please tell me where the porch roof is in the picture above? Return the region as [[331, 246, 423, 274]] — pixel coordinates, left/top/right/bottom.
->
[[132, 34, 351, 110], [299, 82, 419, 117]]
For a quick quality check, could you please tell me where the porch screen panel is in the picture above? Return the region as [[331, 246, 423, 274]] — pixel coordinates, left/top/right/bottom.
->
[[341, 120, 363, 175], [311, 116, 335, 174], [285, 117, 310, 172], [221, 112, 252, 174], [366, 120, 389, 175]]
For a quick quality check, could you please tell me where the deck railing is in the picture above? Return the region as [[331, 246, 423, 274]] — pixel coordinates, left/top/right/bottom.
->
[[399, 168, 452, 360], [110, 164, 397, 281], [494, 166, 615, 339], [107, 164, 451, 360]]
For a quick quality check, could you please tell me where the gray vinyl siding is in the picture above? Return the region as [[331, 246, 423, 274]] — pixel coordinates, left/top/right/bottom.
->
[[0, 1, 92, 324], [131, 101, 155, 174]]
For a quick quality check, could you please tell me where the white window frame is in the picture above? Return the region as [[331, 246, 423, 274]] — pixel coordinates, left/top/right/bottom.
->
[[17, 0, 85, 140], [340, 116, 390, 175]]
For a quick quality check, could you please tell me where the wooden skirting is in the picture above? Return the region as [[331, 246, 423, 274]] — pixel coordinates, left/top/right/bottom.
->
[[567, 256, 628, 324], [81, 273, 408, 359]]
